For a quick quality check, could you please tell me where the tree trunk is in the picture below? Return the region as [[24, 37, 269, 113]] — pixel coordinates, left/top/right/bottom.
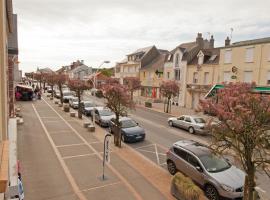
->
[[166, 97, 171, 113], [59, 84, 63, 104], [51, 85, 54, 98], [114, 114, 121, 147], [131, 90, 133, 101], [43, 82, 46, 93], [40, 80, 42, 89], [78, 91, 82, 119], [247, 167, 256, 200]]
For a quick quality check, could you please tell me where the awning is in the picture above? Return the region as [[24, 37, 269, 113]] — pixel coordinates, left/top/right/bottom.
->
[[16, 84, 33, 91], [205, 84, 270, 98]]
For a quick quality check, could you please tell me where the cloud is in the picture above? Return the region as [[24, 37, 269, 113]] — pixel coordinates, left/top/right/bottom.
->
[[13, 0, 270, 73]]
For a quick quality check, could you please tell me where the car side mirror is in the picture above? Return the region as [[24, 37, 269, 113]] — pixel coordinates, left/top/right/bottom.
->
[[196, 166, 203, 172]]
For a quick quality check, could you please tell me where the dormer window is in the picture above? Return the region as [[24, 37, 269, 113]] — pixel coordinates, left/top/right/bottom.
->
[[175, 54, 179, 65], [197, 51, 204, 65]]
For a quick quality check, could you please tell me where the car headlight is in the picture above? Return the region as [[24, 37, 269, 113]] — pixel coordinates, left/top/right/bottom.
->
[[221, 184, 234, 192]]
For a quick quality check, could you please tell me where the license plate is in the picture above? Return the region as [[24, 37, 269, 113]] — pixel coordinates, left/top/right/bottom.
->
[[136, 136, 142, 139]]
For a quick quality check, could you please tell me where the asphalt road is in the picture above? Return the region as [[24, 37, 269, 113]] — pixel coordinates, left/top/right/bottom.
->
[[83, 94, 270, 199]]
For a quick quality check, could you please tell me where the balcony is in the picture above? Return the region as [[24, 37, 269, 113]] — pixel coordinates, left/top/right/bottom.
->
[[186, 84, 212, 92]]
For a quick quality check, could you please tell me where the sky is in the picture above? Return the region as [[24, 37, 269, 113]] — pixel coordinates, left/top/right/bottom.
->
[[13, 0, 270, 73]]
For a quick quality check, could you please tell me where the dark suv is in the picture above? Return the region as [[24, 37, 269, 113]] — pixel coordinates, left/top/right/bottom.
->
[[166, 140, 245, 200]]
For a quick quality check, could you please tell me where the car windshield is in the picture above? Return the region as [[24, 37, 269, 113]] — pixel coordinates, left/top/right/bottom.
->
[[99, 110, 114, 116], [194, 118, 206, 123], [199, 154, 231, 173], [84, 102, 95, 107], [63, 92, 72, 96], [72, 97, 78, 102], [121, 119, 137, 128]]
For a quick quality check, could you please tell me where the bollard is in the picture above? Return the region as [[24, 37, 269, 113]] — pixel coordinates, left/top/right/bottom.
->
[[70, 112, 76, 117], [63, 105, 70, 112], [54, 101, 58, 104], [58, 103, 63, 107], [88, 124, 95, 132], [83, 121, 91, 128]]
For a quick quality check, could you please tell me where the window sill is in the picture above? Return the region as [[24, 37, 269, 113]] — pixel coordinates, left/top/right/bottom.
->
[[245, 61, 254, 63], [224, 62, 232, 65]]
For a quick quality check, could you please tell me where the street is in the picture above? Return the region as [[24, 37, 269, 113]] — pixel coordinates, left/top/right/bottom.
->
[[84, 93, 270, 199]]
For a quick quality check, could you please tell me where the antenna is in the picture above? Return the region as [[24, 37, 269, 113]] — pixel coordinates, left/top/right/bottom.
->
[[230, 28, 234, 41]]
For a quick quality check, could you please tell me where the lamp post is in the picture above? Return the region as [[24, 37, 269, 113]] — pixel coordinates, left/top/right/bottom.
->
[[91, 61, 110, 126]]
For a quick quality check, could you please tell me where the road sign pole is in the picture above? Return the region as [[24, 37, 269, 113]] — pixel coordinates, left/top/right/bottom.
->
[[101, 133, 111, 181]]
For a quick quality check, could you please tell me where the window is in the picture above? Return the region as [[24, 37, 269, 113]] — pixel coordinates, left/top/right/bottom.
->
[[204, 72, 209, 84], [224, 50, 232, 64], [167, 72, 170, 79], [173, 148, 188, 161], [198, 55, 204, 65], [193, 72, 198, 83], [267, 71, 270, 85], [245, 48, 254, 62], [187, 154, 200, 168], [223, 71, 231, 82], [185, 117, 191, 123], [244, 71, 253, 83], [143, 71, 146, 78], [175, 69, 181, 81], [178, 116, 184, 120], [175, 53, 179, 65]]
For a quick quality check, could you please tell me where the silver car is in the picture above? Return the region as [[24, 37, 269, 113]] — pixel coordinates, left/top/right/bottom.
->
[[166, 140, 245, 200], [69, 97, 79, 109], [168, 115, 208, 134], [94, 108, 115, 127]]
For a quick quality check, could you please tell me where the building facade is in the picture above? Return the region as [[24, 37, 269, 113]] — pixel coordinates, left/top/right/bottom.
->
[[185, 48, 220, 109], [218, 37, 270, 85], [164, 33, 213, 106]]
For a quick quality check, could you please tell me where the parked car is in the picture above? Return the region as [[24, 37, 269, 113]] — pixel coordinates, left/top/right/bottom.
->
[[168, 115, 208, 134], [54, 90, 61, 99], [63, 91, 74, 103], [81, 101, 102, 116], [69, 97, 79, 109], [166, 140, 245, 200], [109, 117, 145, 143], [94, 108, 115, 127], [47, 87, 52, 93]]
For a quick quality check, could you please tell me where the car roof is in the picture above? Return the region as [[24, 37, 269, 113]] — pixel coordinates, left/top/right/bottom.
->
[[173, 140, 211, 157], [119, 117, 132, 121], [180, 115, 203, 119]]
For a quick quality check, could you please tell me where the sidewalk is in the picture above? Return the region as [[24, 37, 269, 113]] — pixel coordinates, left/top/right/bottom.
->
[[17, 95, 174, 200]]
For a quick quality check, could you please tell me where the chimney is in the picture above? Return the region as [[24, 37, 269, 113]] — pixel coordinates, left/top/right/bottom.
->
[[81, 60, 84, 64], [209, 35, 214, 48], [225, 36, 231, 46], [196, 33, 204, 48]]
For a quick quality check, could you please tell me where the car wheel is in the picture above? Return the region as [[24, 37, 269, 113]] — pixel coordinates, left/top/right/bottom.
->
[[188, 127, 195, 134], [121, 134, 126, 142], [167, 160, 177, 175], [168, 121, 173, 127], [205, 185, 219, 200]]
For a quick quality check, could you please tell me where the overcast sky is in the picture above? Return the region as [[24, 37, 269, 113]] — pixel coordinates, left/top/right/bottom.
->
[[13, 0, 270, 73]]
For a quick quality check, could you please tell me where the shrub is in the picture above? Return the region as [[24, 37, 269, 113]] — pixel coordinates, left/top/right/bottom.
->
[[171, 172, 204, 200], [145, 101, 152, 108]]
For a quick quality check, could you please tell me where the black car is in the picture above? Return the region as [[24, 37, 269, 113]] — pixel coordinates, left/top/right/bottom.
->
[[109, 117, 145, 143], [81, 101, 100, 116]]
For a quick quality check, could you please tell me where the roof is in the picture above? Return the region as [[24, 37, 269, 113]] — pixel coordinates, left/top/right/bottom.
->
[[37, 67, 54, 74], [188, 48, 220, 65], [127, 46, 154, 56], [70, 64, 90, 73], [141, 53, 168, 71], [223, 37, 270, 48], [173, 140, 211, 157]]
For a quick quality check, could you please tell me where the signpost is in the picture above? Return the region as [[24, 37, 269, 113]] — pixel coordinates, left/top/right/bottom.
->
[[101, 133, 111, 180]]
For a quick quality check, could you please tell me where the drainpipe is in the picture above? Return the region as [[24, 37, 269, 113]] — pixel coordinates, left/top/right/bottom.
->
[[257, 45, 263, 85]]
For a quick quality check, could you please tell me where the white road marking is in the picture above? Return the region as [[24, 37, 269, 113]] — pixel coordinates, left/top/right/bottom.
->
[[32, 104, 87, 200], [41, 116, 59, 119], [255, 186, 266, 193], [137, 149, 166, 156], [81, 181, 122, 192], [134, 143, 155, 149], [42, 97, 143, 200], [43, 120, 63, 123], [63, 153, 97, 160], [154, 144, 160, 165], [56, 143, 85, 148], [50, 130, 73, 134]]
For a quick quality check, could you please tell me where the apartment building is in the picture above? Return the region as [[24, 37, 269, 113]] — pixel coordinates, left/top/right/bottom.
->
[[140, 50, 169, 99], [164, 33, 213, 106], [218, 37, 270, 85], [185, 48, 220, 109], [0, 0, 15, 195], [115, 46, 159, 84]]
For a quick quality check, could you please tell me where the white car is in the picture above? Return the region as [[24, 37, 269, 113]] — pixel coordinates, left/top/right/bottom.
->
[[63, 91, 74, 103], [168, 115, 208, 134], [69, 97, 79, 109]]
